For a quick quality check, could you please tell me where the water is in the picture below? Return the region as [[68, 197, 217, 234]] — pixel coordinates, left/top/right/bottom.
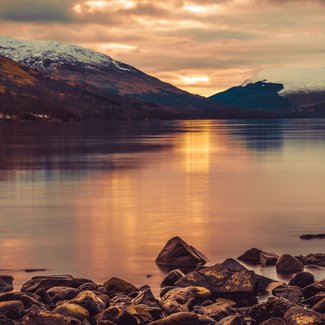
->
[[0, 119, 324, 291]]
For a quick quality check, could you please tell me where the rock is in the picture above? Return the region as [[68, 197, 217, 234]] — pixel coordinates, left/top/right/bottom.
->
[[21, 275, 93, 293], [161, 269, 185, 287], [302, 280, 325, 298], [300, 234, 325, 240], [79, 283, 107, 294], [276, 254, 304, 274], [260, 251, 279, 266], [0, 277, 13, 294], [301, 292, 325, 307], [160, 286, 210, 315], [176, 259, 258, 301], [21, 305, 82, 325], [155, 236, 207, 267], [0, 313, 14, 325], [272, 285, 303, 304], [296, 253, 325, 267], [237, 248, 262, 265], [0, 292, 41, 309], [256, 275, 279, 295], [288, 271, 315, 288], [53, 303, 90, 321], [69, 290, 106, 315], [312, 297, 325, 313], [35, 288, 52, 304], [219, 315, 245, 325], [214, 298, 237, 307], [249, 298, 296, 323], [198, 314, 217, 324], [47, 287, 80, 303], [284, 306, 325, 324], [148, 312, 199, 325], [103, 277, 139, 296], [266, 282, 285, 294], [260, 318, 289, 325], [194, 302, 236, 321], [0, 301, 25, 320]]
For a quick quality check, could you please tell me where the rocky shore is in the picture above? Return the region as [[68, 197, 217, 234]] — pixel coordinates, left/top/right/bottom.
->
[[0, 237, 324, 324]]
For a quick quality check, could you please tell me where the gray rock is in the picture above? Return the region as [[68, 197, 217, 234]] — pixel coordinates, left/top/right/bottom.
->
[[0, 300, 25, 320], [69, 290, 106, 315], [284, 306, 325, 324], [155, 236, 207, 267], [148, 312, 199, 325], [103, 277, 139, 296], [276, 254, 304, 274], [47, 287, 80, 303], [288, 272, 314, 288], [160, 286, 210, 315], [161, 269, 185, 287], [0, 277, 13, 294], [272, 285, 303, 304]]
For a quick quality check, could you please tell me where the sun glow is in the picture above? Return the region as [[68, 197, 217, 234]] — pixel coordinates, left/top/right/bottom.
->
[[73, 0, 136, 14], [181, 76, 210, 85]]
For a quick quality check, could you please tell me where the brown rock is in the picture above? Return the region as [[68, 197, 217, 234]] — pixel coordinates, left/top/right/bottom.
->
[[69, 290, 105, 315], [272, 285, 303, 304], [47, 287, 80, 303], [312, 297, 325, 313], [0, 277, 13, 294], [237, 248, 262, 265], [260, 251, 279, 266], [103, 277, 138, 296], [53, 303, 90, 321], [195, 302, 236, 321], [0, 301, 25, 320], [296, 253, 325, 267], [276, 254, 304, 274], [0, 292, 41, 309], [302, 280, 325, 298], [219, 315, 245, 325], [284, 306, 324, 324], [260, 318, 289, 325], [148, 312, 199, 325], [288, 272, 314, 288]]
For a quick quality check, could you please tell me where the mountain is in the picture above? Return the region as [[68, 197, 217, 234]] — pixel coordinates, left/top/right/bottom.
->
[[0, 36, 218, 117], [209, 67, 325, 117], [0, 55, 184, 120]]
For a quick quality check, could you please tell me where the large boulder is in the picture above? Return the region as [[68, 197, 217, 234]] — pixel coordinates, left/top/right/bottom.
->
[[148, 312, 199, 325], [69, 290, 106, 315], [296, 253, 325, 267], [161, 269, 185, 288], [21, 275, 93, 293], [237, 248, 262, 265], [0, 301, 25, 320], [288, 271, 314, 288], [260, 251, 279, 266], [176, 259, 258, 301], [103, 277, 138, 296], [155, 237, 207, 267], [160, 286, 210, 315], [47, 287, 80, 303], [53, 303, 90, 322], [276, 254, 304, 274], [284, 306, 325, 324], [272, 285, 303, 304], [0, 277, 13, 294]]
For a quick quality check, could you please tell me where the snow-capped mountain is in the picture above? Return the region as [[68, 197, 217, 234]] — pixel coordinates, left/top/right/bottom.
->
[[209, 67, 325, 117]]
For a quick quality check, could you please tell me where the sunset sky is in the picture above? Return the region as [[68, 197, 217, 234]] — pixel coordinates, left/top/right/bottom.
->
[[1, 0, 325, 96]]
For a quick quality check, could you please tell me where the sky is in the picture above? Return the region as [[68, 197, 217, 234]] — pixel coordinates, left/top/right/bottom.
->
[[1, 0, 325, 96]]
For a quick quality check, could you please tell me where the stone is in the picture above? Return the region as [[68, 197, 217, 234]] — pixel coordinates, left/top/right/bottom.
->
[[53, 303, 90, 321], [155, 236, 207, 267], [302, 280, 325, 298], [272, 285, 303, 304], [70, 290, 106, 315], [256, 275, 279, 295], [103, 277, 139, 296], [47, 287, 80, 303], [284, 306, 325, 325], [260, 318, 289, 325], [0, 301, 25, 320], [296, 253, 325, 267], [237, 248, 262, 265], [161, 269, 185, 287], [148, 312, 199, 325], [260, 251, 279, 266], [276, 254, 304, 274], [300, 234, 325, 240], [219, 315, 245, 325], [249, 298, 296, 323], [198, 314, 217, 324], [0, 292, 41, 309], [194, 302, 236, 321], [0, 313, 14, 325], [176, 259, 258, 300], [288, 272, 315, 288], [302, 292, 325, 308], [35, 288, 52, 304], [79, 283, 107, 294], [160, 286, 210, 315], [21, 275, 93, 293], [312, 297, 325, 313], [0, 277, 13, 294]]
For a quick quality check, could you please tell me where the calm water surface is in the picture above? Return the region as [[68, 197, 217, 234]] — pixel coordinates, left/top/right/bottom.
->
[[0, 119, 324, 291]]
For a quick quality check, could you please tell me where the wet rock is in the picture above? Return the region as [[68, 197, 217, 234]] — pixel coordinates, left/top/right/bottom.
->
[[21, 305, 82, 325], [284, 306, 325, 324], [79, 283, 107, 294], [21, 275, 93, 293], [249, 298, 296, 323], [214, 298, 237, 307], [198, 314, 217, 324], [176, 259, 258, 301], [302, 280, 325, 298], [0, 300, 25, 320], [288, 271, 315, 288], [312, 297, 325, 313], [219, 315, 245, 325], [0, 277, 13, 294], [272, 285, 303, 304], [266, 282, 285, 295], [0, 313, 14, 325], [155, 236, 207, 267], [35, 288, 52, 304], [237, 248, 262, 265], [70, 290, 106, 315], [103, 277, 138, 296], [301, 292, 325, 307], [148, 312, 199, 325], [296, 253, 325, 267], [300, 234, 325, 240], [276, 254, 304, 274], [260, 251, 279, 266], [53, 303, 90, 321], [0, 292, 41, 309], [160, 286, 210, 315], [260, 318, 289, 325], [47, 287, 80, 303], [256, 275, 279, 295], [161, 269, 185, 287], [195, 302, 236, 321]]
